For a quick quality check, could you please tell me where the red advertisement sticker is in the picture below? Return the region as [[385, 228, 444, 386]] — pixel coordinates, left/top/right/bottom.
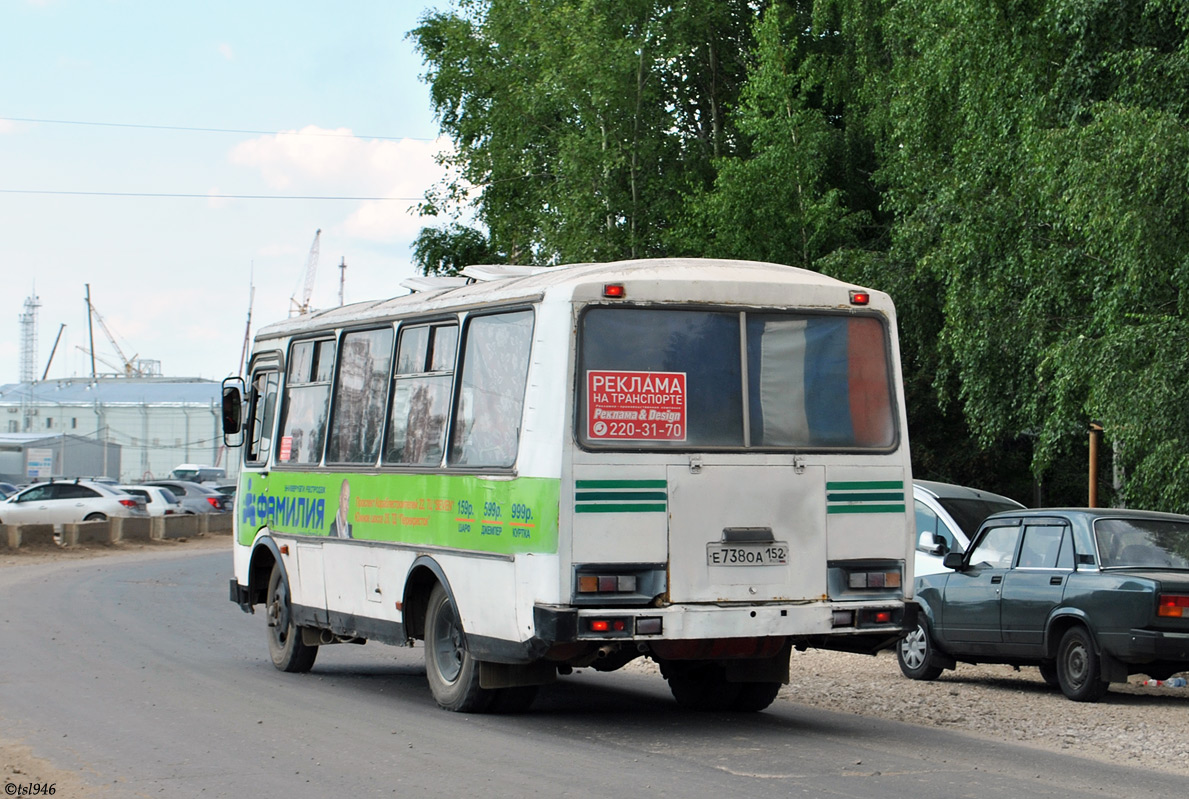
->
[[587, 370, 686, 441], [278, 435, 293, 461]]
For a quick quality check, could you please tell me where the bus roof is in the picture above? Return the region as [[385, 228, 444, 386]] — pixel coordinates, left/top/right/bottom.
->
[[254, 257, 884, 342]]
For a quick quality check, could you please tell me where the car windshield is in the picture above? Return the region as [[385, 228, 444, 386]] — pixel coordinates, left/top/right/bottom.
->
[[936, 498, 1022, 537], [1095, 518, 1189, 569]]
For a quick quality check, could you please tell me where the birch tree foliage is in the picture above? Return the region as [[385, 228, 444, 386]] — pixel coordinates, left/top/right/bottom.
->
[[411, 0, 755, 264], [882, 0, 1189, 508]]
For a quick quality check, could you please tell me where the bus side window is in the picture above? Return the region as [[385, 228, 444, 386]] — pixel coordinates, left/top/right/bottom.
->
[[277, 338, 336, 465], [448, 310, 533, 468], [385, 323, 457, 466], [246, 370, 279, 464], [326, 327, 394, 464]]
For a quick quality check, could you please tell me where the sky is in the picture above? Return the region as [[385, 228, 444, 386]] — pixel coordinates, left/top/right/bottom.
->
[[1, 0, 460, 385]]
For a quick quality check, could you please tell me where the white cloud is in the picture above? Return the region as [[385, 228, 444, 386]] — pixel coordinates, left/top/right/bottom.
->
[[229, 128, 454, 242], [219, 43, 234, 60]]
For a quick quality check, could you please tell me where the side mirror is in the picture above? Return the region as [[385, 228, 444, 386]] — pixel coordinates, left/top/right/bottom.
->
[[918, 531, 948, 556], [943, 551, 966, 571], [221, 377, 245, 446]]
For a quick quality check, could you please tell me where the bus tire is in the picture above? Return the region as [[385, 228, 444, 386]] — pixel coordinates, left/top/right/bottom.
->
[[665, 662, 741, 711], [265, 562, 318, 673], [424, 583, 492, 712], [731, 681, 782, 712], [487, 686, 539, 714]]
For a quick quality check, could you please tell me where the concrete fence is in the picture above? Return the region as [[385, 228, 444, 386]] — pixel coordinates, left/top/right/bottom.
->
[[3, 512, 232, 550]]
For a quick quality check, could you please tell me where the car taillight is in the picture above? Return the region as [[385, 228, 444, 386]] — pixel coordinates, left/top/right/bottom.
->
[[207, 496, 221, 509], [119, 499, 137, 508], [1158, 594, 1189, 618]]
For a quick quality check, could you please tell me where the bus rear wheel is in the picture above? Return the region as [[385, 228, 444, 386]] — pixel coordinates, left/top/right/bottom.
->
[[665, 662, 740, 711], [266, 562, 318, 673], [424, 583, 492, 712]]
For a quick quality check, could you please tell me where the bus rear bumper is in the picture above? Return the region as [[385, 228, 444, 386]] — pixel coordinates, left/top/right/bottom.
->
[[532, 599, 912, 657]]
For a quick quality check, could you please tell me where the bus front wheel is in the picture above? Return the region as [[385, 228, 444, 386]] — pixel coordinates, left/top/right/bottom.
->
[[424, 583, 492, 712], [265, 562, 318, 673]]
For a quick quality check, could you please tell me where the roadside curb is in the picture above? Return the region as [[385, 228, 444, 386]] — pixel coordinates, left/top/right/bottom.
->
[[3, 514, 233, 550]]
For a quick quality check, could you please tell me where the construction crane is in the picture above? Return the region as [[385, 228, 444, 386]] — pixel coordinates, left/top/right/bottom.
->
[[74, 346, 128, 376], [289, 228, 321, 316], [85, 284, 153, 377]]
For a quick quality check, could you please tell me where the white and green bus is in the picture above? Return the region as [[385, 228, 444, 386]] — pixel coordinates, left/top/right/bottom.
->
[[224, 258, 917, 713]]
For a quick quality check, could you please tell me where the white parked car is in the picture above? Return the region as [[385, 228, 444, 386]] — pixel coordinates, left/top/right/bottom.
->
[[0, 480, 148, 525], [118, 485, 184, 517], [912, 480, 1025, 577]]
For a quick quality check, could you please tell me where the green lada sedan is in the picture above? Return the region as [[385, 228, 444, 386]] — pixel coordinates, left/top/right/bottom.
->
[[898, 507, 1189, 701]]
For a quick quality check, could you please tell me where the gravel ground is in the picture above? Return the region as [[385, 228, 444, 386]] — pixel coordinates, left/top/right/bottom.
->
[[789, 648, 1189, 776], [623, 641, 1189, 777], [654, 647, 1189, 777]]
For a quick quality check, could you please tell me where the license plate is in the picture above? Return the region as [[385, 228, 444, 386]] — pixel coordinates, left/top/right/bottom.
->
[[706, 542, 789, 566]]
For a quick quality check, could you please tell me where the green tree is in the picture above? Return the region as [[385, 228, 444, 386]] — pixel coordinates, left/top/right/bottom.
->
[[412, 224, 495, 276], [411, 0, 756, 263]]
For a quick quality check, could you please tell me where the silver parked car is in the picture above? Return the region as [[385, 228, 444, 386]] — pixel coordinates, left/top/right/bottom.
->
[[143, 480, 232, 514], [118, 485, 185, 517], [913, 480, 1025, 577], [0, 479, 148, 525]]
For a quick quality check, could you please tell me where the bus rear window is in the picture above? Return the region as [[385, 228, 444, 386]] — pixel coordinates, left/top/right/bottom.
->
[[579, 307, 896, 450]]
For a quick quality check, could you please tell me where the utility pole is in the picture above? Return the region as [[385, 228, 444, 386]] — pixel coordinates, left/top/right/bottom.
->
[[338, 256, 347, 306]]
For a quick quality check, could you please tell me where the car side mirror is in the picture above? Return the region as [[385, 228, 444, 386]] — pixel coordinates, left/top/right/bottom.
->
[[943, 551, 966, 571], [917, 531, 949, 556], [221, 377, 245, 447], [917, 531, 945, 555]]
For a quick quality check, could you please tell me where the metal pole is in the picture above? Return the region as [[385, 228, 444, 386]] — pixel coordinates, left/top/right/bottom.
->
[[85, 284, 97, 381], [41, 323, 66, 381], [1089, 422, 1103, 508]]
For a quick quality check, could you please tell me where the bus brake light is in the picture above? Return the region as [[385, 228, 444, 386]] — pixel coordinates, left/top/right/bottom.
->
[[849, 290, 870, 305], [603, 284, 626, 298]]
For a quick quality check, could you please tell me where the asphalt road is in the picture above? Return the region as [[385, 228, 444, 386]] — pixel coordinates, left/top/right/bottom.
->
[[3, 546, 1188, 799]]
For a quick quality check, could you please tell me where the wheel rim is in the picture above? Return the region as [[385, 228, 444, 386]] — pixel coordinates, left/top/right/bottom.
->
[[431, 598, 465, 684], [267, 583, 290, 647], [1064, 640, 1089, 688], [900, 625, 929, 670]]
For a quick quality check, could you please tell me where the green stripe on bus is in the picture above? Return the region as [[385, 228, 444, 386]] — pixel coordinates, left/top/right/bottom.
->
[[575, 480, 667, 489], [825, 481, 904, 490], [576, 503, 668, 513], [827, 504, 907, 514], [827, 492, 906, 503], [575, 491, 667, 502]]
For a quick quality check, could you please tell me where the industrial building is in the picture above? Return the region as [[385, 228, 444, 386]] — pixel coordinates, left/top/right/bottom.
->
[[0, 377, 234, 484], [0, 432, 121, 484]]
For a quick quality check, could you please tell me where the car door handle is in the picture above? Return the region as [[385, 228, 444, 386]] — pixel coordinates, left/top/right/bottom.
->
[[1050, 576, 1064, 586], [991, 575, 1003, 584]]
